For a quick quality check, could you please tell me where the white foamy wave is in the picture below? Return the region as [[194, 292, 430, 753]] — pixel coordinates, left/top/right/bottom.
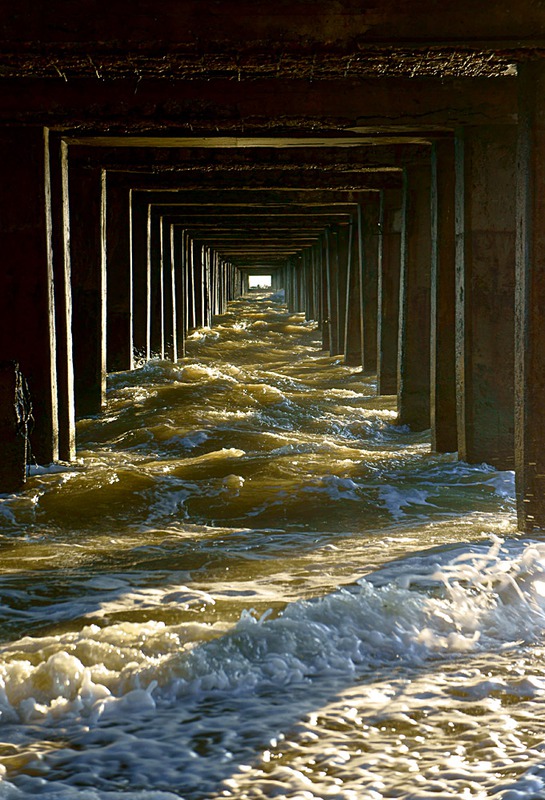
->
[[2, 538, 542, 729], [379, 485, 440, 520]]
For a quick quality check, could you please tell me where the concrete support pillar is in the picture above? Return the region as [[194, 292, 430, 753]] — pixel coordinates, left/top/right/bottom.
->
[[68, 159, 106, 418], [377, 189, 402, 395], [455, 125, 516, 469], [131, 194, 149, 360], [398, 163, 432, 430], [161, 217, 175, 361], [203, 247, 212, 327], [344, 219, 362, 366], [149, 211, 164, 358], [312, 244, 321, 326], [328, 227, 342, 355], [515, 63, 545, 531], [0, 127, 59, 463], [106, 177, 133, 372], [321, 234, 331, 351], [171, 227, 186, 358], [431, 139, 458, 453], [286, 262, 294, 311], [336, 223, 350, 356], [191, 241, 204, 328], [361, 195, 381, 373], [50, 134, 75, 461], [186, 235, 196, 330]]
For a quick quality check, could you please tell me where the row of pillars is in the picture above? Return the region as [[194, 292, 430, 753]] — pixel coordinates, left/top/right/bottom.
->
[[1, 65, 545, 531], [0, 127, 244, 486], [284, 141, 512, 463], [279, 68, 545, 532]]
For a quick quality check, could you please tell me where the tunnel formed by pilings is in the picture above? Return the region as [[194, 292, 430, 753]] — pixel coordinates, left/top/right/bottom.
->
[[0, 1, 545, 531]]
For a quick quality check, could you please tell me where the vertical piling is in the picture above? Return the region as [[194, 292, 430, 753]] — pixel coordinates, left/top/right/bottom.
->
[[106, 175, 133, 372], [0, 127, 59, 463], [361, 195, 381, 374], [67, 158, 106, 418], [149, 210, 164, 358], [377, 189, 402, 395], [0, 362, 30, 492], [398, 163, 432, 430], [51, 134, 76, 461], [515, 63, 545, 531], [131, 193, 150, 360], [455, 125, 516, 469], [344, 219, 362, 366], [430, 139, 458, 453]]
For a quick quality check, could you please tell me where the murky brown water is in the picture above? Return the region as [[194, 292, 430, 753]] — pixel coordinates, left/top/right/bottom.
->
[[0, 292, 543, 800]]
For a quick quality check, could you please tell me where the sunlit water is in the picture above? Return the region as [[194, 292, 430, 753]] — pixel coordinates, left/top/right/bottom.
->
[[0, 292, 544, 799]]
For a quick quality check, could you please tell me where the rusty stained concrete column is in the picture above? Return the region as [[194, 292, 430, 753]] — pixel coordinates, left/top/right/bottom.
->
[[192, 243, 208, 328], [398, 163, 432, 430], [344, 218, 362, 366], [312, 243, 322, 327], [515, 63, 545, 532], [68, 158, 106, 419], [0, 127, 59, 464], [160, 216, 175, 361], [106, 176, 133, 373], [455, 125, 516, 470], [431, 139, 458, 454], [131, 194, 150, 360], [171, 227, 187, 358], [336, 223, 350, 357], [50, 134, 75, 462], [186, 235, 197, 331], [321, 233, 331, 352], [149, 211, 164, 358], [377, 189, 402, 395], [303, 249, 315, 321], [361, 195, 381, 373], [328, 227, 342, 355]]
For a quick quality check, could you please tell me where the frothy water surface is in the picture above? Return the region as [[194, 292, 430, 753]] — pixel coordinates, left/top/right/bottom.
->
[[0, 293, 542, 799]]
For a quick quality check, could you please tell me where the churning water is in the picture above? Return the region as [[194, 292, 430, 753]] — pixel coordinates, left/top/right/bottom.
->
[[0, 292, 543, 799]]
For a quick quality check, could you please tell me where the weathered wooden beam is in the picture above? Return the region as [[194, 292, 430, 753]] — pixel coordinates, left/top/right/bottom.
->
[[68, 141, 430, 170], [137, 188, 373, 205], [0, 78, 516, 131], [2, 1, 542, 52]]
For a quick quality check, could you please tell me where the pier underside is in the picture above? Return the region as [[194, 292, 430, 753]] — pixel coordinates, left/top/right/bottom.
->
[[0, 2, 545, 527]]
